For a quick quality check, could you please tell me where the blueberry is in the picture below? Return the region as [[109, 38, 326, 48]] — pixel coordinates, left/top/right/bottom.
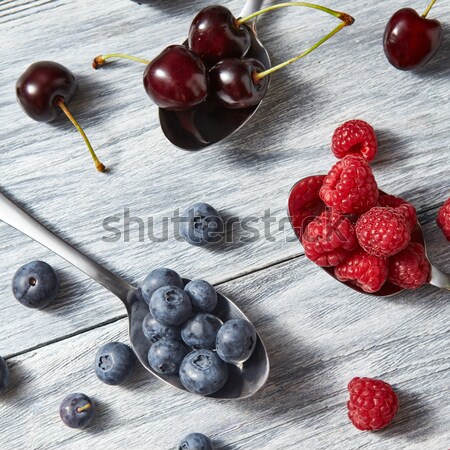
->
[[216, 319, 257, 364], [148, 340, 188, 374], [0, 356, 9, 395], [184, 280, 217, 313], [142, 268, 183, 305], [94, 342, 136, 385], [178, 432, 213, 450], [180, 202, 224, 247], [12, 261, 59, 309], [181, 314, 222, 350], [179, 350, 228, 396], [150, 286, 192, 326], [142, 313, 181, 343], [59, 393, 95, 429]]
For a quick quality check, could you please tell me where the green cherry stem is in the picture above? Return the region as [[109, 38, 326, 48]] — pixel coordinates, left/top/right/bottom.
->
[[57, 100, 106, 173], [254, 20, 350, 80], [237, 2, 353, 25], [92, 53, 150, 69], [422, 0, 437, 18]]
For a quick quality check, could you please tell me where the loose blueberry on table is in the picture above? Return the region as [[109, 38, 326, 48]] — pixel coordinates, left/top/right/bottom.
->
[[16, 61, 106, 172], [181, 314, 223, 350], [12, 261, 59, 309], [141, 267, 184, 305], [142, 312, 182, 343], [179, 349, 229, 396], [148, 339, 189, 375], [383, 0, 443, 70], [59, 393, 95, 429], [178, 432, 214, 450], [184, 279, 218, 313], [94, 342, 136, 386], [149, 285, 193, 326], [179, 202, 224, 247], [216, 319, 257, 364], [0, 356, 10, 395]]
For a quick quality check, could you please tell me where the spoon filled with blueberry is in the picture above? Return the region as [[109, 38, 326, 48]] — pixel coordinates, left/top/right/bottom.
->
[[0, 191, 269, 399], [92, 1, 354, 150]]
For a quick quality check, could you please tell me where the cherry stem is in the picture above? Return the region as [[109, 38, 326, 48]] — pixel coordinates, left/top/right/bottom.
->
[[254, 21, 349, 80], [76, 403, 92, 413], [57, 100, 106, 173], [237, 2, 353, 25], [92, 53, 150, 69], [422, 0, 436, 18]]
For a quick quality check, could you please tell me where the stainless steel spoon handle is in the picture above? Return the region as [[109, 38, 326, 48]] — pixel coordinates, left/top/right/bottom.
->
[[0, 191, 132, 302], [240, 0, 264, 18], [429, 265, 450, 290]]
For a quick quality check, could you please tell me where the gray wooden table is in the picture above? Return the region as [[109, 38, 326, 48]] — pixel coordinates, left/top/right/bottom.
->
[[0, 0, 449, 449]]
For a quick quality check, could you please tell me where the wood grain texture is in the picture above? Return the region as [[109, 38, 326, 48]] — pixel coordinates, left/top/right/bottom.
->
[[1, 217, 448, 449], [0, 0, 449, 448], [0, 0, 449, 356]]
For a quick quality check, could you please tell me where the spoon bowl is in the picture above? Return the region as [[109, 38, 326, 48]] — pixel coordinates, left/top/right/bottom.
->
[[287, 175, 450, 296], [0, 190, 270, 399], [159, 0, 271, 150]]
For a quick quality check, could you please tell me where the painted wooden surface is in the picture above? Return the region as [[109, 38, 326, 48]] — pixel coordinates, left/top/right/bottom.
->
[[0, 0, 449, 449]]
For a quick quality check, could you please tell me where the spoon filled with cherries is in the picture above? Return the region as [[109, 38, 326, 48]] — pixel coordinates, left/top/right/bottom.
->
[[93, 1, 354, 150]]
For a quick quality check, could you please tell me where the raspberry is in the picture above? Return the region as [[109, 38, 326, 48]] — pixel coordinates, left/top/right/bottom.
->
[[335, 248, 388, 293], [302, 210, 358, 267], [388, 243, 430, 289], [436, 197, 450, 241], [347, 377, 399, 431], [332, 120, 377, 162], [378, 193, 417, 229], [320, 156, 378, 215], [288, 175, 326, 240], [356, 207, 411, 257]]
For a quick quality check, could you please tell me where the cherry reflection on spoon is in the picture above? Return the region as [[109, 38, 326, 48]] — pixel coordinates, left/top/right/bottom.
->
[[92, 2, 354, 150], [287, 176, 450, 296]]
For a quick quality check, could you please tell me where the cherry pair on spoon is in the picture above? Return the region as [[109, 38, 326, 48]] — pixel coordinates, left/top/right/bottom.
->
[[16, 62, 106, 172], [92, 2, 354, 143]]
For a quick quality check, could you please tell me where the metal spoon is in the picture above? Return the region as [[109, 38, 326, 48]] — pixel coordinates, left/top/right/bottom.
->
[[159, 0, 271, 150], [287, 176, 450, 296], [0, 191, 269, 399]]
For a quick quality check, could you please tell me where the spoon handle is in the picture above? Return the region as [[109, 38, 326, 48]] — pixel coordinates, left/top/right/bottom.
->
[[0, 191, 132, 302], [429, 265, 450, 290], [240, 0, 264, 18]]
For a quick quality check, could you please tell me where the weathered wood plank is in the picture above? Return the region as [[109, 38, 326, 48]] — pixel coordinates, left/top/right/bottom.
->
[[1, 225, 448, 449]]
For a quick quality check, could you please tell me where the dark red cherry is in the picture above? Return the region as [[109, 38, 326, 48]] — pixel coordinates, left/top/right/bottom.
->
[[143, 45, 208, 111], [188, 5, 251, 66], [16, 61, 77, 122], [383, 8, 443, 70], [209, 58, 269, 110]]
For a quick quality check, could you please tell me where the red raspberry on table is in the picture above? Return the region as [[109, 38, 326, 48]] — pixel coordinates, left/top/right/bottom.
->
[[356, 207, 411, 258], [347, 377, 399, 431], [378, 193, 417, 229], [335, 248, 388, 293], [388, 243, 430, 289], [332, 120, 377, 162], [320, 156, 379, 215], [436, 197, 450, 241], [302, 210, 358, 267], [288, 175, 326, 240]]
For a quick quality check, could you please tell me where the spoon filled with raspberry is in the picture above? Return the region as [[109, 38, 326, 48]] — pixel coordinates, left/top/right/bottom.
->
[[287, 120, 449, 296]]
